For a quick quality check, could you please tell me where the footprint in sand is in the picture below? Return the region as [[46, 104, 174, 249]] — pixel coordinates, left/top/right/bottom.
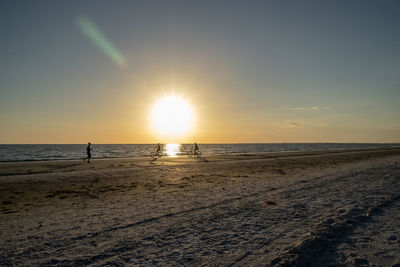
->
[[275, 169, 286, 175], [2, 210, 16, 214]]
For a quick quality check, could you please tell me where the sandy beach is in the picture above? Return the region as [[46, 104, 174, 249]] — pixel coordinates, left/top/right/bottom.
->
[[1, 148, 400, 266]]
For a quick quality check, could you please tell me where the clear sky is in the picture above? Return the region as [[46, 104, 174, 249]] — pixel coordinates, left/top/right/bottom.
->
[[1, 0, 399, 144]]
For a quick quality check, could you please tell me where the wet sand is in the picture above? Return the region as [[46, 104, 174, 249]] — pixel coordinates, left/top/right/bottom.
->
[[1, 148, 400, 266]]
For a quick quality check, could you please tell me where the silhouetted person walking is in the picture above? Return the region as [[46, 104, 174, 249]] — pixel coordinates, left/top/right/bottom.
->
[[84, 142, 92, 163]]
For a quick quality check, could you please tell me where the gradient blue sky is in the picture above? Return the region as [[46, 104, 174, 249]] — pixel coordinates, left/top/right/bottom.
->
[[1, 0, 399, 143]]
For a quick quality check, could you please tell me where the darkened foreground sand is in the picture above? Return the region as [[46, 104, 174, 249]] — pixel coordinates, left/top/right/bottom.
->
[[1, 148, 400, 266]]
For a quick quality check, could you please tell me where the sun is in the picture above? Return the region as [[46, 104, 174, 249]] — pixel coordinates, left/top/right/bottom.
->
[[150, 95, 194, 137]]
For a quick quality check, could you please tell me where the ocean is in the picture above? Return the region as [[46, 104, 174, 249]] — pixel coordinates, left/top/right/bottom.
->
[[0, 143, 398, 162]]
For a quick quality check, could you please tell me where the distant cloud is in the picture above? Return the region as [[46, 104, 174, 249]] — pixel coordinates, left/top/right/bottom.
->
[[293, 106, 332, 111], [273, 120, 327, 129]]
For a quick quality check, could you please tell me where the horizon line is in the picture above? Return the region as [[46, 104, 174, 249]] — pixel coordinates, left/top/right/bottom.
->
[[1, 142, 399, 145]]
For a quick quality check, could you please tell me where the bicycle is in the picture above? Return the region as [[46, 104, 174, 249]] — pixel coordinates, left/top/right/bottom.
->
[[150, 150, 162, 159], [187, 149, 201, 158]]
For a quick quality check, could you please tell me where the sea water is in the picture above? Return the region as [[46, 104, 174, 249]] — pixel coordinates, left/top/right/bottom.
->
[[0, 143, 398, 162]]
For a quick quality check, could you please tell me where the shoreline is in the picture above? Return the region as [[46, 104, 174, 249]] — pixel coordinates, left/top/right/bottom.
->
[[1, 147, 400, 178], [0, 145, 399, 163], [0, 143, 398, 163], [0, 148, 400, 181]]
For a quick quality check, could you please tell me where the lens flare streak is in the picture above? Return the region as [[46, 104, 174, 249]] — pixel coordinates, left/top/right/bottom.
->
[[77, 16, 126, 67]]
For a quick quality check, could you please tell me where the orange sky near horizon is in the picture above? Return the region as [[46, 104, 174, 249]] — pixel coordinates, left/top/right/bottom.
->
[[1, 79, 399, 144]]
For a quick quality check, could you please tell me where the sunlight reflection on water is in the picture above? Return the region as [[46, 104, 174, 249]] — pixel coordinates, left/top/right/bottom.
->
[[165, 143, 180, 157]]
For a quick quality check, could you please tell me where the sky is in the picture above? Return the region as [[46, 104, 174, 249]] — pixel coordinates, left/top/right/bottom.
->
[[1, 0, 399, 144]]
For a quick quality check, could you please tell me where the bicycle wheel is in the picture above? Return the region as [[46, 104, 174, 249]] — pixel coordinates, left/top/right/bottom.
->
[[157, 151, 162, 157], [196, 151, 201, 158], [187, 151, 193, 158], [150, 152, 155, 159]]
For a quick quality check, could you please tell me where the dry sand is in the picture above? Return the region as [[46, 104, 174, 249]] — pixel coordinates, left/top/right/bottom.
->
[[1, 148, 400, 266]]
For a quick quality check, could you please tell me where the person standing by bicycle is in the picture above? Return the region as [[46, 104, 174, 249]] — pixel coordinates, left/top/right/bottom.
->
[[155, 143, 161, 155], [150, 143, 162, 159], [193, 142, 199, 155]]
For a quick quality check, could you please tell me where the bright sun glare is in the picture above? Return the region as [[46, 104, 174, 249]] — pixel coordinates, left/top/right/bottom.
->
[[150, 95, 194, 137]]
